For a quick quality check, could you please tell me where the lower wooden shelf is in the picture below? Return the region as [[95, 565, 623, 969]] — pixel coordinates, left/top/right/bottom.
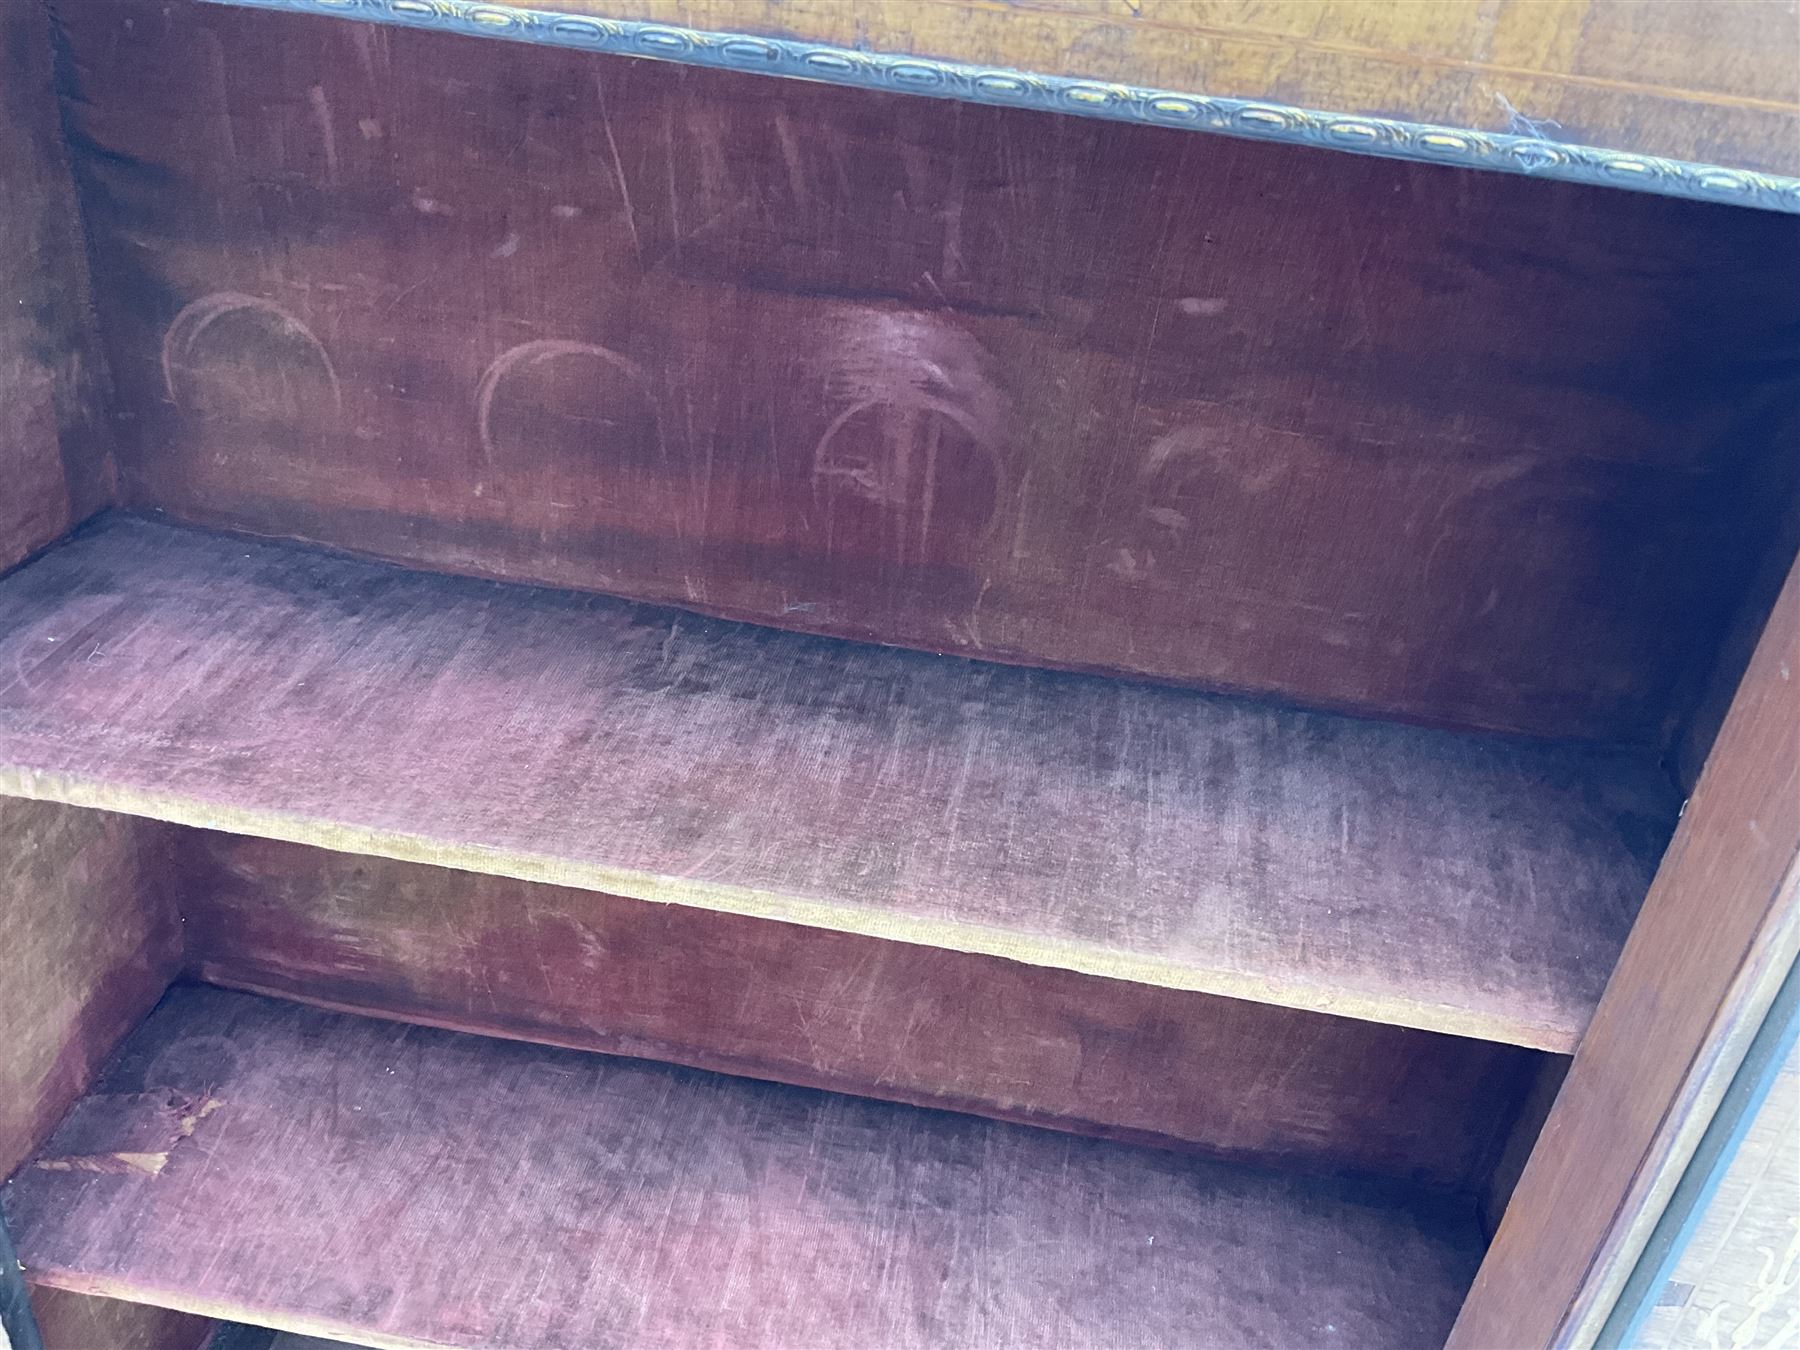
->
[[5, 986, 1484, 1350]]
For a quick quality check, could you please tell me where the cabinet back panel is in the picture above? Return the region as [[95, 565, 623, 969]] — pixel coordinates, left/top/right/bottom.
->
[[173, 830, 1538, 1191], [49, 0, 1800, 740]]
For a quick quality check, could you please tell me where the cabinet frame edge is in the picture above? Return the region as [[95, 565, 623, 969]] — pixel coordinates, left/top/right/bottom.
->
[[1451, 552, 1800, 1348]]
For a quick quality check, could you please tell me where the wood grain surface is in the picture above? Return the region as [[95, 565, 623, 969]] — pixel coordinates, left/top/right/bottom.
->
[[0, 798, 183, 1181], [0, 516, 1679, 1049], [1451, 554, 1800, 1345], [497, 0, 1800, 174], [3, 985, 1487, 1350], [0, 0, 114, 572], [178, 830, 1542, 1188], [51, 0, 1800, 743]]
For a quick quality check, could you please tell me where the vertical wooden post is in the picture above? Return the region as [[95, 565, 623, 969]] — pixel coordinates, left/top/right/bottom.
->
[[1450, 556, 1800, 1347]]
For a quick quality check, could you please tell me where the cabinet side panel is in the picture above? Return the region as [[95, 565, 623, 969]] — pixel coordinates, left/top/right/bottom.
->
[[1450, 554, 1800, 1346], [0, 799, 184, 1179], [0, 0, 113, 572]]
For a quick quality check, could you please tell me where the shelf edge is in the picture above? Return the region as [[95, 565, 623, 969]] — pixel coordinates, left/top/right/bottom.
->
[[0, 762, 1577, 1052], [199, 0, 1800, 213]]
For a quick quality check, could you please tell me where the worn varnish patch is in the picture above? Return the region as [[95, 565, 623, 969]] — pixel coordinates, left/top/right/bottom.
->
[[0, 517, 1677, 1049], [50, 0, 1800, 742], [4, 987, 1486, 1349], [30, 1092, 221, 1179], [177, 831, 1543, 1189]]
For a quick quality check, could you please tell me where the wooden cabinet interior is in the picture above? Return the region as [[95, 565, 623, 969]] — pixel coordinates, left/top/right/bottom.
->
[[1, 0, 1796, 1347]]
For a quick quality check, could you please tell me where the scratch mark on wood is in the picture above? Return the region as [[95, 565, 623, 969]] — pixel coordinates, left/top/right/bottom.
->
[[306, 85, 338, 187], [593, 75, 642, 265]]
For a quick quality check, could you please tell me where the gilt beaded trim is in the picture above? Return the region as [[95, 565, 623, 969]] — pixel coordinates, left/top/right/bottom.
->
[[208, 0, 1800, 212]]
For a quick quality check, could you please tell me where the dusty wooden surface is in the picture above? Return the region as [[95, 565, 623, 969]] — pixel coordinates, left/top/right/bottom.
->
[[0, 0, 113, 572], [508, 0, 1800, 175], [52, 0, 1800, 744], [4, 985, 1486, 1350], [0, 798, 183, 1181], [0, 516, 1678, 1050], [1451, 555, 1800, 1345], [179, 830, 1541, 1188]]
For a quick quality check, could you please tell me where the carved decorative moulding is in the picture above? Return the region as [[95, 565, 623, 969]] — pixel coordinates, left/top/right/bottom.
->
[[207, 0, 1800, 213]]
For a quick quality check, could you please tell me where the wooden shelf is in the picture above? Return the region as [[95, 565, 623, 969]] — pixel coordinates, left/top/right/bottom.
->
[[4, 985, 1485, 1350], [0, 516, 1679, 1050]]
